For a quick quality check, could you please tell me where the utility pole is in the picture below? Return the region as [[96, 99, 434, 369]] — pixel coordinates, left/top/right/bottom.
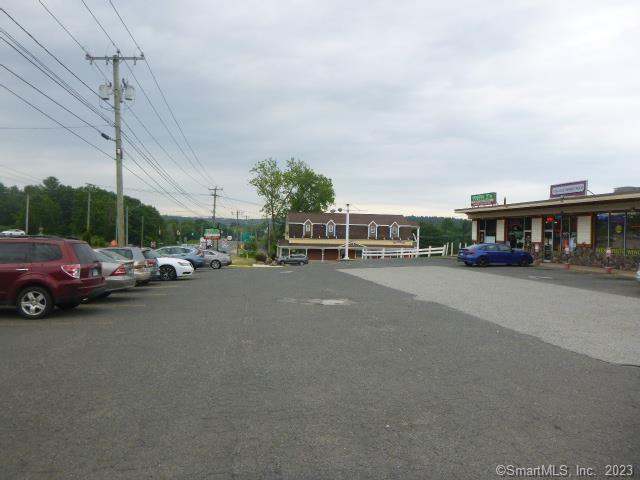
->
[[209, 187, 222, 249], [342, 203, 351, 260], [125, 205, 129, 246], [86, 185, 91, 232], [141, 216, 144, 247], [25, 192, 30, 234], [87, 51, 144, 246]]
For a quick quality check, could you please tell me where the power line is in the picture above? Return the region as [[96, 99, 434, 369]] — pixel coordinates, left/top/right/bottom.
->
[[0, 27, 114, 129], [80, 0, 118, 50], [126, 106, 211, 190], [8, 7, 209, 203], [0, 18, 205, 215], [1, 8, 106, 103], [0, 124, 109, 130], [106, 0, 217, 186], [37, 0, 109, 82], [0, 63, 110, 137], [0, 81, 113, 158], [79, 0, 209, 187]]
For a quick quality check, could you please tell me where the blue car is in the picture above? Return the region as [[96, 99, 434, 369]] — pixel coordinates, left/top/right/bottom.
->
[[458, 243, 533, 267], [155, 246, 206, 269]]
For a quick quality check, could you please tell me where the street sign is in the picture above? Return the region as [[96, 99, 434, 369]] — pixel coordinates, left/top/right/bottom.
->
[[471, 192, 497, 207], [204, 228, 221, 240], [549, 180, 587, 198]]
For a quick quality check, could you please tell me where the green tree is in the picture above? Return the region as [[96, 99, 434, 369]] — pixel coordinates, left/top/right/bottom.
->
[[249, 158, 335, 256], [286, 159, 335, 213]]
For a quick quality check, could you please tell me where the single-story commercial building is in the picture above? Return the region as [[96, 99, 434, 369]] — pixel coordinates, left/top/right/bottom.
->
[[455, 185, 640, 270]]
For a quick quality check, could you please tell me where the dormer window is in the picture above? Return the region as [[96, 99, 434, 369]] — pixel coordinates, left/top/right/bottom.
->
[[368, 222, 377, 239], [391, 223, 399, 238], [305, 223, 311, 232], [328, 223, 334, 233]]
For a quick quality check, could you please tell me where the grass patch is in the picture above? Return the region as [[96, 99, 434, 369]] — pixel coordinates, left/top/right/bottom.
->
[[231, 256, 257, 266]]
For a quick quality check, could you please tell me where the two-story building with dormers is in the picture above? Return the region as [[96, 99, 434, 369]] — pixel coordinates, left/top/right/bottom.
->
[[277, 212, 420, 261]]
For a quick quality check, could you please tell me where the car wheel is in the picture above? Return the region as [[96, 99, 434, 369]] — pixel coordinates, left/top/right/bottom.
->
[[57, 302, 80, 310], [279, 261, 285, 265], [17, 286, 53, 319], [519, 257, 530, 267], [464, 261, 471, 266], [210, 260, 222, 269], [299, 261, 304, 266], [477, 256, 489, 267], [159, 265, 177, 281]]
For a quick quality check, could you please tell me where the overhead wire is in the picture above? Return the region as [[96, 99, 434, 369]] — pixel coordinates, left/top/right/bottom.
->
[[0, 81, 113, 158], [37, 0, 110, 83], [5, 6, 210, 212], [80, 0, 215, 189], [106, 0, 217, 186]]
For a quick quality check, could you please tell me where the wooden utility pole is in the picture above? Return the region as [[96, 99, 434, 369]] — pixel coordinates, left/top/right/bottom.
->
[[25, 192, 29, 234], [209, 187, 222, 249], [86, 51, 144, 246]]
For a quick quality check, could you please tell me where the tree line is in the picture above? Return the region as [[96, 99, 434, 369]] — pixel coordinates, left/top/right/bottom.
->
[[408, 216, 472, 247], [0, 177, 198, 246]]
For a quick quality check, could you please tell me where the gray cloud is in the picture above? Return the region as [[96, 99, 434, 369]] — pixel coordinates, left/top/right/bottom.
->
[[1, 0, 639, 218]]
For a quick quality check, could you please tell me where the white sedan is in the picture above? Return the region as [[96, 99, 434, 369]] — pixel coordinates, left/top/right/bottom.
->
[[157, 256, 194, 281]]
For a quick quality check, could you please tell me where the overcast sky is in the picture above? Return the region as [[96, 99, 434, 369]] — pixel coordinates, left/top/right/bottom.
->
[[1, 0, 639, 218]]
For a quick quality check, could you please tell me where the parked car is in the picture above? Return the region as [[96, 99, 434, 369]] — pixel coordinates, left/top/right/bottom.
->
[[93, 249, 136, 294], [457, 243, 533, 267], [0, 236, 106, 319], [100, 247, 153, 285], [636, 263, 640, 284], [154, 246, 206, 269], [1, 229, 26, 236], [142, 248, 194, 280], [203, 249, 232, 269], [277, 253, 309, 265]]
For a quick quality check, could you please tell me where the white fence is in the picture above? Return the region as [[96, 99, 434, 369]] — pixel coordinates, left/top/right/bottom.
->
[[362, 245, 448, 259], [361, 242, 471, 260]]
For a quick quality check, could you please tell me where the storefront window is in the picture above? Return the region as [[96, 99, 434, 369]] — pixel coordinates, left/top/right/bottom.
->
[[595, 213, 608, 249], [507, 218, 524, 249], [560, 215, 578, 252], [626, 212, 640, 253], [484, 219, 496, 243], [609, 212, 625, 250]]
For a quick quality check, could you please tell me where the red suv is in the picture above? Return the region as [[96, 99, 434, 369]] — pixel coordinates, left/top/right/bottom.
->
[[0, 236, 106, 319]]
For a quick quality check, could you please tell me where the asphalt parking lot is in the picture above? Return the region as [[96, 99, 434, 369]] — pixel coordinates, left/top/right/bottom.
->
[[0, 259, 638, 479]]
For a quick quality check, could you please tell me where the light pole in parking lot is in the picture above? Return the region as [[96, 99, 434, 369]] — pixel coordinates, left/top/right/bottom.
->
[[342, 203, 351, 260]]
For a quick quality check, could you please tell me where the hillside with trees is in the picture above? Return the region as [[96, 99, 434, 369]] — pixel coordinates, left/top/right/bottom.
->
[[408, 216, 472, 247]]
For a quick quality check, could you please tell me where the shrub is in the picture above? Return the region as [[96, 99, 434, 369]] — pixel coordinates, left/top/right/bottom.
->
[[255, 252, 267, 262]]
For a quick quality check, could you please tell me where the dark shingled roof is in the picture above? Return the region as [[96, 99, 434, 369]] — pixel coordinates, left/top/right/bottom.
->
[[287, 212, 418, 226]]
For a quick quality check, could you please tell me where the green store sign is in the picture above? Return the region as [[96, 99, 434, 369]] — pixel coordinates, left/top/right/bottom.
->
[[471, 192, 497, 207]]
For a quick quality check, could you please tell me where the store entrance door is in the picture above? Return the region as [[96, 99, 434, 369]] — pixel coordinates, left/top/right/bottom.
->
[[543, 228, 553, 262]]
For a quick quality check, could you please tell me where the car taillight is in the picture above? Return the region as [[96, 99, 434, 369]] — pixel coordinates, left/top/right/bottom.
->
[[146, 259, 157, 267], [61, 264, 81, 279], [111, 264, 128, 276]]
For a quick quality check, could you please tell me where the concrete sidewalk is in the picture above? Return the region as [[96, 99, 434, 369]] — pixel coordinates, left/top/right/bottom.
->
[[533, 261, 637, 278]]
